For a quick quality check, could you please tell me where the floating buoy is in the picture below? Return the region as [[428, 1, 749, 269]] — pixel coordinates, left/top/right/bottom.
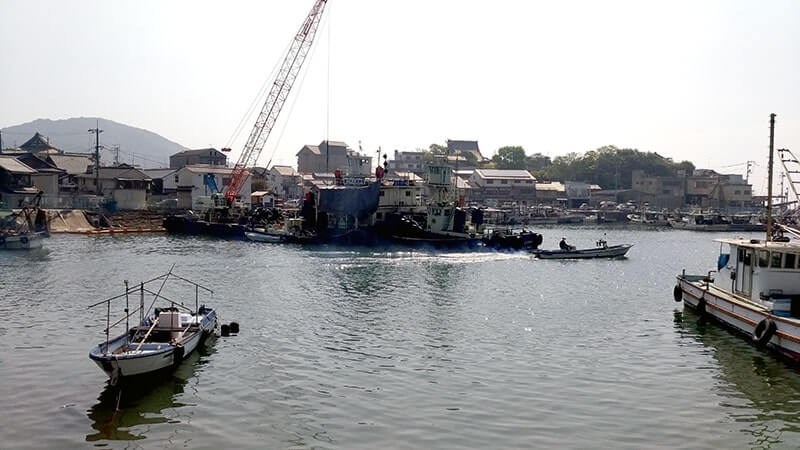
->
[[229, 322, 239, 334], [221, 324, 230, 337]]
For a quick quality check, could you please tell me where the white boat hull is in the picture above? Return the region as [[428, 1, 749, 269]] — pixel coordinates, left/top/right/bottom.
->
[[90, 310, 217, 378], [245, 230, 287, 243], [534, 244, 633, 259], [1, 233, 43, 250], [676, 277, 800, 362]]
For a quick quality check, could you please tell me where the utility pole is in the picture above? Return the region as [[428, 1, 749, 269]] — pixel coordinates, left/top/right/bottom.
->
[[745, 160, 755, 184], [88, 122, 103, 196], [766, 113, 775, 243]]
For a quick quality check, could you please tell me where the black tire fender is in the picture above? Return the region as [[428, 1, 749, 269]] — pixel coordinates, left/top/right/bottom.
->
[[752, 318, 777, 347], [673, 285, 683, 302]]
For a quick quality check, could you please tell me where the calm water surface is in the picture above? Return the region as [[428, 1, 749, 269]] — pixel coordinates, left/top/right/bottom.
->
[[2, 227, 800, 449]]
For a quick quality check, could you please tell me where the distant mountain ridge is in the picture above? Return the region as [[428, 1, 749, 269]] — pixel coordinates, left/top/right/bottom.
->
[[0, 117, 187, 168]]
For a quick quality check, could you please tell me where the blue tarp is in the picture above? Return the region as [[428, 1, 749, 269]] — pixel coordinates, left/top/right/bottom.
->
[[318, 182, 380, 219], [717, 253, 730, 270]]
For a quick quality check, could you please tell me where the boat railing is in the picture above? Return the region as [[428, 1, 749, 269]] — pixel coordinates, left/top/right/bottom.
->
[[87, 267, 214, 355]]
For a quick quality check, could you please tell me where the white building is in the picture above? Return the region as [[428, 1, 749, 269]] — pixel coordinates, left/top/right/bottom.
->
[[174, 165, 251, 209]]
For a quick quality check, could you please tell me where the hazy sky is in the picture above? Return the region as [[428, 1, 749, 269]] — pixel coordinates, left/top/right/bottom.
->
[[1, 0, 799, 194]]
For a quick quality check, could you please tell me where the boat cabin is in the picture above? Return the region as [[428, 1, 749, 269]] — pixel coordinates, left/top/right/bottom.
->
[[715, 238, 800, 317]]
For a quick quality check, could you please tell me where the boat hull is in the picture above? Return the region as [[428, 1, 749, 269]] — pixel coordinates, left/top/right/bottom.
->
[[675, 277, 800, 362], [245, 230, 288, 243], [0, 233, 44, 250], [89, 310, 218, 379], [533, 244, 632, 259]]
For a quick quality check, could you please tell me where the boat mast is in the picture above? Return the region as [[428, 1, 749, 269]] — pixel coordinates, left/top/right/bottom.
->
[[767, 113, 775, 243]]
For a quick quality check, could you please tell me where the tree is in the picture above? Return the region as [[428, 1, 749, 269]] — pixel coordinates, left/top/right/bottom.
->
[[491, 146, 527, 170], [525, 153, 552, 171], [429, 143, 448, 155]]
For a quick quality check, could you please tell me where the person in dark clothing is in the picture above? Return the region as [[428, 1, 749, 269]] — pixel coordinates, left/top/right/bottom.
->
[[559, 237, 573, 251]]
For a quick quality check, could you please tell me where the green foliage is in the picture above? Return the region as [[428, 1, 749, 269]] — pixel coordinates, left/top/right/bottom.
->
[[525, 153, 551, 171], [533, 145, 694, 189], [491, 146, 527, 169], [429, 143, 448, 155]]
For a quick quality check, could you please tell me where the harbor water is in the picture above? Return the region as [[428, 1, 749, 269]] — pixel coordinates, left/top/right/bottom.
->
[[3, 227, 800, 448]]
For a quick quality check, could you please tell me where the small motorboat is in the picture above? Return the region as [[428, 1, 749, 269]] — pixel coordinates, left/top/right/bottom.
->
[[87, 270, 219, 383], [0, 231, 45, 249], [533, 241, 633, 259], [1, 197, 49, 250], [245, 229, 289, 243]]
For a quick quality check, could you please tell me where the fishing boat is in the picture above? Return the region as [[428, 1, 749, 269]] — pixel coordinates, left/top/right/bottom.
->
[[0, 194, 49, 250], [669, 213, 766, 232], [87, 270, 219, 383], [0, 231, 45, 249], [245, 229, 290, 243], [673, 113, 800, 362], [533, 242, 633, 259]]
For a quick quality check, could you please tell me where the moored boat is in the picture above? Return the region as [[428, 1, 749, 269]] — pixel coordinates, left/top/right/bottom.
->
[[674, 234, 800, 362], [87, 270, 219, 383], [0, 231, 45, 249], [673, 113, 800, 362], [245, 229, 290, 243]]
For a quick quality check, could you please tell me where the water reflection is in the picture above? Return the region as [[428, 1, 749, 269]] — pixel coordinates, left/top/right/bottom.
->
[[85, 337, 217, 442], [673, 310, 800, 448]]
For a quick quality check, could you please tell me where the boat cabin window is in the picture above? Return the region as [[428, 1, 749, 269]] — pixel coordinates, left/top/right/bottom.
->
[[771, 252, 783, 269], [784, 253, 796, 269], [738, 248, 751, 265], [758, 250, 769, 268]]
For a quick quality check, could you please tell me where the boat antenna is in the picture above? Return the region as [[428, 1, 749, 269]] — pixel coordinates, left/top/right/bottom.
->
[[767, 113, 775, 244]]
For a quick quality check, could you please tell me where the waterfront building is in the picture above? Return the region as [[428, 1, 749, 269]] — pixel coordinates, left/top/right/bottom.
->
[[142, 168, 178, 196], [173, 164, 251, 209], [632, 168, 754, 209], [631, 169, 686, 208], [0, 155, 40, 208], [14, 153, 64, 198], [685, 169, 753, 209], [392, 150, 426, 175], [76, 165, 152, 210], [468, 169, 537, 205], [296, 140, 373, 175], [269, 165, 303, 200], [169, 148, 227, 170], [535, 181, 566, 205]]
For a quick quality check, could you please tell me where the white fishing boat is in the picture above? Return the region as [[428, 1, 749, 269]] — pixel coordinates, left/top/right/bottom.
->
[[533, 244, 633, 259], [0, 231, 44, 249], [88, 270, 219, 383], [674, 113, 800, 362], [245, 229, 289, 243], [0, 196, 49, 250], [674, 232, 800, 362]]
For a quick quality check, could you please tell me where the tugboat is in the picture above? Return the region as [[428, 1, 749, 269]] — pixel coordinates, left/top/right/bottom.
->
[[674, 114, 800, 362], [377, 161, 482, 248]]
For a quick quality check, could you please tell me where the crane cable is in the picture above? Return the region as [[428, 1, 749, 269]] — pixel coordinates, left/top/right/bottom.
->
[[262, 2, 333, 170], [223, 38, 294, 153]]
